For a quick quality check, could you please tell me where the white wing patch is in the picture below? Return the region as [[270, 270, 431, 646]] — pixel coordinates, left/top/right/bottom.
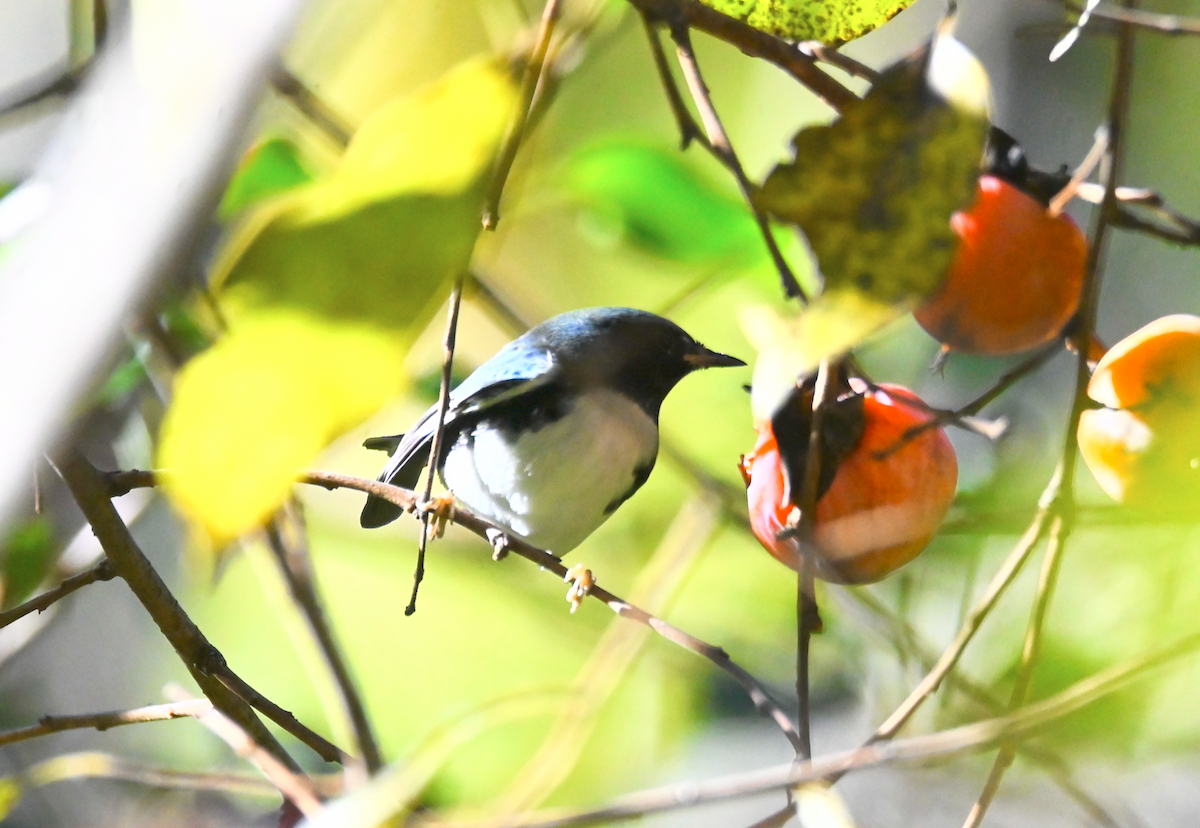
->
[[441, 389, 659, 553]]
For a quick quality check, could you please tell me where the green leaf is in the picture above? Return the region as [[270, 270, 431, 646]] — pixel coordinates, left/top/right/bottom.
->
[[699, 0, 916, 45], [564, 142, 760, 265], [1, 517, 55, 610], [158, 59, 519, 543], [748, 31, 990, 419], [217, 137, 314, 219]]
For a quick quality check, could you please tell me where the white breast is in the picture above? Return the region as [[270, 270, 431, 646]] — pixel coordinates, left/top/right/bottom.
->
[[441, 389, 659, 553]]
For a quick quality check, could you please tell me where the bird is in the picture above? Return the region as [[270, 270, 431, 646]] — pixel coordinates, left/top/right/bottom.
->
[[359, 307, 744, 558]]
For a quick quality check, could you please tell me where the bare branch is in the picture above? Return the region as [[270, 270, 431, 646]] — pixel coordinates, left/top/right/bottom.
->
[[264, 510, 383, 773], [54, 452, 322, 774], [483, 0, 563, 230], [667, 23, 807, 301], [0, 560, 115, 631], [410, 275, 466, 615], [421, 628, 1200, 828], [625, 0, 859, 111], [1064, 1, 1200, 35], [0, 699, 211, 749], [166, 684, 324, 816], [269, 65, 354, 148]]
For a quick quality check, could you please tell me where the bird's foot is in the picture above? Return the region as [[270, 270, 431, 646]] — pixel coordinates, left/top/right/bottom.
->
[[563, 563, 594, 614], [486, 528, 510, 561], [418, 492, 457, 541]]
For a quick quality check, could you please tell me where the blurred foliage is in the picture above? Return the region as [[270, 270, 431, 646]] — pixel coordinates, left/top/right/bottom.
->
[[7, 1, 1200, 826], [0, 777, 19, 821], [699, 0, 916, 45], [0, 516, 55, 610], [157, 59, 518, 543]]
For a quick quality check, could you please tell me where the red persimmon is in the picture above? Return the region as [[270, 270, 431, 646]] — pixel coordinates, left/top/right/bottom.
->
[[741, 382, 958, 584]]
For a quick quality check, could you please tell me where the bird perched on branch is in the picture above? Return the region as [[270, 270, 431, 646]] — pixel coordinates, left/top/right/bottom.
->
[[360, 308, 744, 589]]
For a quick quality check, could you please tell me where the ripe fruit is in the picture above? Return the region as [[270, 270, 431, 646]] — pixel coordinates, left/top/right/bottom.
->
[[740, 381, 958, 584], [1078, 314, 1200, 510], [914, 175, 1088, 355]]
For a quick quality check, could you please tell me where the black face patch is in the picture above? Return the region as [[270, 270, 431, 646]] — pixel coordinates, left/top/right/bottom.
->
[[604, 459, 656, 515]]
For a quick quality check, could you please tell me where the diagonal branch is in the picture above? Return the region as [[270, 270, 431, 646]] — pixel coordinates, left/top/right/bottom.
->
[[0, 699, 212, 749], [0, 559, 116, 631], [55, 452, 338, 774], [666, 23, 807, 301]]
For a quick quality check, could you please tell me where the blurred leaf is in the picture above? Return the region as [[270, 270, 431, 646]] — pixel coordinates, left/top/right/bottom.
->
[[0, 777, 20, 820], [699, 0, 916, 44], [213, 58, 518, 329], [158, 313, 406, 543], [158, 59, 518, 543], [749, 32, 990, 418], [1, 516, 55, 610], [217, 137, 314, 219], [564, 141, 760, 265], [95, 353, 150, 406]]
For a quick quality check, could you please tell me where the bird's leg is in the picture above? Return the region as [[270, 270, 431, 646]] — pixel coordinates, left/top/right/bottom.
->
[[486, 528, 510, 561], [418, 492, 457, 541], [563, 563, 594, 613]]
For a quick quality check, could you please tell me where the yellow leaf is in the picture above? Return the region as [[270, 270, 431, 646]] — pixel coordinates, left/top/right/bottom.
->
[[159, 313, 406, 544], [0, 777, 19, 820]]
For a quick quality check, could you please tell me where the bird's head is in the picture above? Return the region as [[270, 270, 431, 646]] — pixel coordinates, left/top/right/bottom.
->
[[533, 308, 745, 418]]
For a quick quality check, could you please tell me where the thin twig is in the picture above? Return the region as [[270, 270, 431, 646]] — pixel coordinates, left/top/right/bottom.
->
[[640, 15, 708, 150], [1110, 206, 1200, 245], [668, 24, 807, 301], [625, 0, 859, 111], [483, 0, 563, 230], [165, 684, 324, 816], [269, 65, 354, 148], [211, 662, 347, 765], [25, 751, 303, 798], [0, 64, 85, 123], [1048, 126, 1108, 217], [54, 452, 308, 774], [962, 513, 1071, 827], [742, 804, 795, 828], [409, 275, 466, 616], [0, 699, 212, 749], [0, 560, 116, 631], [794, 360, 835, 761], [962, 1, 1137, 820], [264, 510, 383, 772], [1064, 0, 1200, 35], [421, 628, 1200, 828], [873, 342, 1061, 461], [797, 42, 881, 82], [297, 470, 805, 754]]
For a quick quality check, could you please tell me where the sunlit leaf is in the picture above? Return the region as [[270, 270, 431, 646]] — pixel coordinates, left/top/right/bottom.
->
[[749, 30, 990, 418], [564, 142, 760, 264], [0, 777, 20, 820], [158, 58, 519, 543], [218, 137, 314, 219], [159, 313, 407, 543], [699, 0, 916, 45]]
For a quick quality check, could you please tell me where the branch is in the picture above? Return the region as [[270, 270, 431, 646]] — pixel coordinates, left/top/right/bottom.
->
[[482, 0, 563, 230], [666, 23, 807, 301], [1065, 1, 1200, 35], [265, 511, 383, 773], [0, 559, 116, 631], [1073, 183, 1200, 244], [422, 628, 1200, 828], [626, 0, 859, 111], [0, 699, 212, 749], [166, 684, 323, 817], [269, 65, 354, 148], [410, 275, 465, 615], [961, 1, 1138, 818], [106, 467, 804, 753], [54, 452, 331, 774]]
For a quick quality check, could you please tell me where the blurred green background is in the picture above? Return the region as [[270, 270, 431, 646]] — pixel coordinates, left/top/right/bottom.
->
[[3, 1, 1200, 826]]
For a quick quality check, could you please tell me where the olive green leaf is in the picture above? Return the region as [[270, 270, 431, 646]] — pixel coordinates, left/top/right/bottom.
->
[[217, 137, 314, 219], [158, 59, 518, 543], [700, 0, 916, 45], [748, 30, 990, 419]]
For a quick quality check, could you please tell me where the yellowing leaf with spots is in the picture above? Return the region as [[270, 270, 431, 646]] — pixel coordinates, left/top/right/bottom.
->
[[158, 59, 518, 543], [749, 29, 991, 419], [700, 0, 916, 45]]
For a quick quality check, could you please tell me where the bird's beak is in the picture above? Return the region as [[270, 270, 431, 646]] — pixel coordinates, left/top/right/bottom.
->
[[684, 345, 746, 369]]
